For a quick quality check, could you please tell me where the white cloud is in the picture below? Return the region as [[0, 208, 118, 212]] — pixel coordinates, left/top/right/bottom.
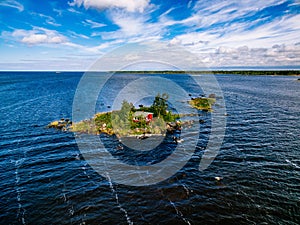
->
[[162, 0, 287, 33], [111, 13, 144, 36], [6, 28, 67, 45], [70, 0, 150, 13], [169, 32, 217, 50], [203, 43, 300, 68], [0, 0, 24, 12], [1, 27, 120, 55], [168, 10, 300, 51], [83, 19, 106, 28], [67, 7, 83, 14], [2, 0, 299, 70], [30, 12, 61, 27], [218, 14, 300, 48], [159, 13, 202, 28], [100, 10, 164, 42], [193, 0, 286, 19], [169, 38, 182, 46], [53, 8, 63, 16], [166, 10, 300, 68], [68, 30, 90, 39], [71, 0, 300, 68], [22, 34, 65, 44]]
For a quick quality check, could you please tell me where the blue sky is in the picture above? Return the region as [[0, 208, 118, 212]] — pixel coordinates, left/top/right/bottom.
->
[[0, 0, 300, 70]]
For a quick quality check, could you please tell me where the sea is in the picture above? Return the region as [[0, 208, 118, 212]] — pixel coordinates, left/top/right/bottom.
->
[[0, 72, 299, 224]]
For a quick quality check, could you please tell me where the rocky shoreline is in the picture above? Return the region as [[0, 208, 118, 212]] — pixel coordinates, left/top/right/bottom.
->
[[47, 95, 216, 137]]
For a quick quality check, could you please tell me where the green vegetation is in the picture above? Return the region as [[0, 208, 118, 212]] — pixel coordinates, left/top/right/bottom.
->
[[72, 93, 180, 137], [111, 70, 300, 76], [188, 97, 216, 111], [210, 70, 300, 76], [50, 93, 217, 136], [72, 118, 99, 134]]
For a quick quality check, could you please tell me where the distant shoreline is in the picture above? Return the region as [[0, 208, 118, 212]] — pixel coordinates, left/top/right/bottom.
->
[[109, 70, 300, 76], [0, 70, 299, 76]]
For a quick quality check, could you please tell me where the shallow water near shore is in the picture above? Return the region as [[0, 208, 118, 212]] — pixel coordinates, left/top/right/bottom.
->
[[0, 72, 299, 224]]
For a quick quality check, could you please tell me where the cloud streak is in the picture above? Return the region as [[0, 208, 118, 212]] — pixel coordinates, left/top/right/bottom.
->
[[0, 0, 24, 12], [70, 0, 150, 13], [30, 12, 61, 27], [83, 19, 106, 28]]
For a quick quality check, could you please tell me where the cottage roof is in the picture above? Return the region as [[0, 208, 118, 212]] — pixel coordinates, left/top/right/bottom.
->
[[133, 111, 153, 117]]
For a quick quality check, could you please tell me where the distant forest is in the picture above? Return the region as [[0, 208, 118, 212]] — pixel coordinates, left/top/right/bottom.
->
[[114, 70, 300, 75]]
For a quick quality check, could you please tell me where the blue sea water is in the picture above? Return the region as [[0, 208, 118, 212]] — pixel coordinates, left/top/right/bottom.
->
[[0, 72, 299, 224]]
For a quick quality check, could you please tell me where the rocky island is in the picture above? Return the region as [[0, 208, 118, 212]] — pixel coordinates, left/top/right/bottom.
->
[[48, 93, 216, 137]]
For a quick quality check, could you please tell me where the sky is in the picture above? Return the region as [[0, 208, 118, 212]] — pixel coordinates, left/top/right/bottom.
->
[[0, 0, 300, 70]]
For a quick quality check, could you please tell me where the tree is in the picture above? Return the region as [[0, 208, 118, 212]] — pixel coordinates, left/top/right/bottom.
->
[[111, 100, 135, 135], [150, 93, 169, 117]]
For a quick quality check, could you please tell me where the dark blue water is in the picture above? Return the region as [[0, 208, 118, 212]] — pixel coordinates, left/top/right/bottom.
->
[[0, 72, 299, 224]]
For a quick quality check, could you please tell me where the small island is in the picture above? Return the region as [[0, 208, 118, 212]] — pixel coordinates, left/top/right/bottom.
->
[[48, 93, 216, 137], [188, 94, 216, 111]]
